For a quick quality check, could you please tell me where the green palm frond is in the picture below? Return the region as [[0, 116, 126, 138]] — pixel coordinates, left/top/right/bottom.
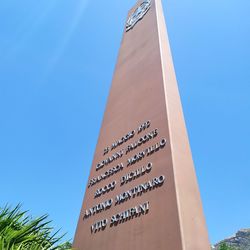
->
[[0, 204, 72, 250]]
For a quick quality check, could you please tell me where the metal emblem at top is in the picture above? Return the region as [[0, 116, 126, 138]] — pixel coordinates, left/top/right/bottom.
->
[[126, 0, 152, 32]]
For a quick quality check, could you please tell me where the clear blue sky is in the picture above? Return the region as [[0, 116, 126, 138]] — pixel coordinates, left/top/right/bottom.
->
[[0, 0, 249, 245]]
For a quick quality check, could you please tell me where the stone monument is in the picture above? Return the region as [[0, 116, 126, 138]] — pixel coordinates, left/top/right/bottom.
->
[[73, 0, 210, 249]]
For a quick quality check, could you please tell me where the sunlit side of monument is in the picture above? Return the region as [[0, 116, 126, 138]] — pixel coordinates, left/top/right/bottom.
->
[[73, 0, 210, 249]]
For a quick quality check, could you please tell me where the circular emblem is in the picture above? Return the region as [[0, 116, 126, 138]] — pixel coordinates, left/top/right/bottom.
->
[[126, 0, 151, 32]]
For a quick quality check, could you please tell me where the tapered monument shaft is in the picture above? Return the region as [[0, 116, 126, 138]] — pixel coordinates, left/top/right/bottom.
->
[[73, 0, 210, 249]]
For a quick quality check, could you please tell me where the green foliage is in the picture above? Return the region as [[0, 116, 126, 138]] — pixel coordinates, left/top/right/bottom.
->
[[218, 242, 237, 250], [58, 242, 72, 250], [0, 204, 72, 250]]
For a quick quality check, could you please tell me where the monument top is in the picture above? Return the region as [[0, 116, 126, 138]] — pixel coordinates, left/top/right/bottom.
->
[[126, 0, 151, 32]]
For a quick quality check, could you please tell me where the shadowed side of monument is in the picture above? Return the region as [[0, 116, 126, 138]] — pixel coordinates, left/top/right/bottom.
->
[[73, 0, 210, 249]]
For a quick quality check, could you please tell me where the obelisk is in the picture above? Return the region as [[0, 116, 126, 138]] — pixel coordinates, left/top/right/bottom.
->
[[73, 0, 210, 249]]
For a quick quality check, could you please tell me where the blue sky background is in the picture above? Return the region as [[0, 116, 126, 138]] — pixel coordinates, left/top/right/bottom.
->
[[0, 0, 249, 245]]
